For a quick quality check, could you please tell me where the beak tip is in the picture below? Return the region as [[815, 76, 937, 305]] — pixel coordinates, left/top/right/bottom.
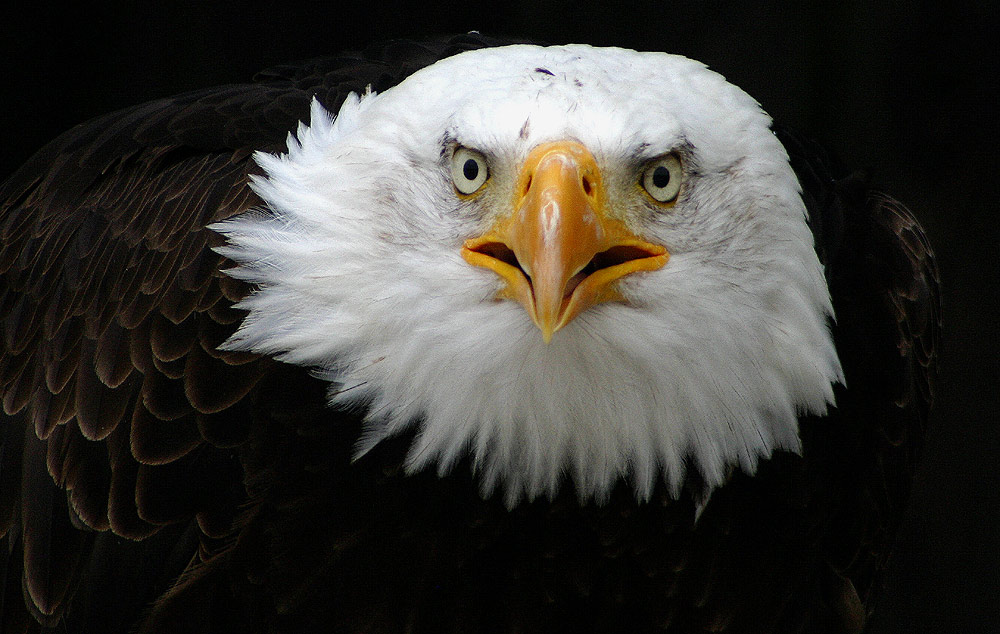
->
[[536, 317, 562, 344]]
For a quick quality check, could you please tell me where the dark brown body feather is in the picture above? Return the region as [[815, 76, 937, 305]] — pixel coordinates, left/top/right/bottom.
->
[[0, 35, 939, 633]]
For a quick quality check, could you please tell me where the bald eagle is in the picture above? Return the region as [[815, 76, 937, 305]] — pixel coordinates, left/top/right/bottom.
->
[[0, 35, 938, 633]]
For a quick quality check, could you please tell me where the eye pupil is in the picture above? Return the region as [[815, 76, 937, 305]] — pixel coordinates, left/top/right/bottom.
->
[[651, 165, 671, 189], [463, 158, 479, 181]]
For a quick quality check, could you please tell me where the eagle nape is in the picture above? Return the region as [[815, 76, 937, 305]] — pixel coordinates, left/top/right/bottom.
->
[[0, 33, 938, 634]]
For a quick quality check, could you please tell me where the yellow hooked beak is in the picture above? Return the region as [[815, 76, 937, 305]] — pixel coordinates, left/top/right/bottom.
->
[[461, 141, 669, 342]]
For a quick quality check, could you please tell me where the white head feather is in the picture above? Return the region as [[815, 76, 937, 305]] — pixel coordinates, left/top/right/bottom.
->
[[213, 45, 843, 507]]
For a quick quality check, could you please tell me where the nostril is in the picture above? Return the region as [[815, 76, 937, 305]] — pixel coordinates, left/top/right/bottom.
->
[[581, 175, 593, 196]]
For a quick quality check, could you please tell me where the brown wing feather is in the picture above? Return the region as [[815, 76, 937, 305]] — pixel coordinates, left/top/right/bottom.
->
[[773, 124, 940, 630], [850, 192, 940, 611], [875, 193, 940, 418], [3, 151, 259, 625], [0, 88, 278, 629]]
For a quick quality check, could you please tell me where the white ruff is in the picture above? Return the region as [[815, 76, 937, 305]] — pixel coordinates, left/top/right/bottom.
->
[[213, 45, 843, 507]]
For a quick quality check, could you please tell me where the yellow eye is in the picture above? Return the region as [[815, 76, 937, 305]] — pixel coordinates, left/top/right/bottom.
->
[[641, 154, 682, 203], [451, 147, 489, 195]]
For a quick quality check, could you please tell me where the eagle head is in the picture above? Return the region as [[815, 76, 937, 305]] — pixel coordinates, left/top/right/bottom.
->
[[213, 45, 843, 507]]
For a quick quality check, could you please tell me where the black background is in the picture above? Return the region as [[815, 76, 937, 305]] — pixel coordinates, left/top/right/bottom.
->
[[2, 2, 997, 632]]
